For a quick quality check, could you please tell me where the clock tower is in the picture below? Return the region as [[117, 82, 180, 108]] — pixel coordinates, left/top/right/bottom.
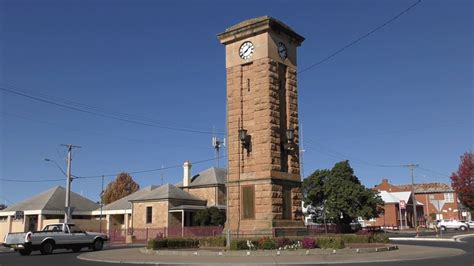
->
[[218, 16, 305, 234]]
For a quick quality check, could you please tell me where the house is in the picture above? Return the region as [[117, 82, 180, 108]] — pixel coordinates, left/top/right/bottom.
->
[[90, 185, 158, 233], [0, 186, 99, 241], [375, 179, 463, 223], [129, 162, 226, 233], [364, 190, 424, 229], [0, 162, 227, 243]]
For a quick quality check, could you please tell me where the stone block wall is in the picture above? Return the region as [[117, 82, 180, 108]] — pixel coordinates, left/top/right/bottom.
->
[[132, 201, 168, 229]]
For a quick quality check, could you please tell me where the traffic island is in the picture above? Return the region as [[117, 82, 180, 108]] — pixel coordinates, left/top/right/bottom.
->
[[77, 244, 465, 265], [139, 243, 398, 256]]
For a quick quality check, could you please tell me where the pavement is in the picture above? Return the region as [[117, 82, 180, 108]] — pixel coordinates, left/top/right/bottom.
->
[[388, 231, 474, 242], [77, 244, 465, 265]]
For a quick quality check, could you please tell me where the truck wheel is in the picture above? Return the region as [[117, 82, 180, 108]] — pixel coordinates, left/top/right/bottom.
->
[[92, 239, 103, 251], [40, 241, 54, 255], [440, 226, 447, 231], [460, 226, 467, 231], [19, 248, 32, 256]]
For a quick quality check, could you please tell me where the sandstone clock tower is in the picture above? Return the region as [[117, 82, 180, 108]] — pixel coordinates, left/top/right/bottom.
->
[[218, 16, 305, 234]]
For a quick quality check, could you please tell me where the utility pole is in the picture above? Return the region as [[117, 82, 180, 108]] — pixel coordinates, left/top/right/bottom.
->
[[403, 163, 419, 229], [299, 123, 305, 179], [99, 175, 104, 233], [61, 144, 81, 224]]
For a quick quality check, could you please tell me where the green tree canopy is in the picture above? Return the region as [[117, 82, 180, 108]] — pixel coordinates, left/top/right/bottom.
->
[[102, 172, 140, 204], [302, 161, 383, 229], [193, 207, 226, 226]]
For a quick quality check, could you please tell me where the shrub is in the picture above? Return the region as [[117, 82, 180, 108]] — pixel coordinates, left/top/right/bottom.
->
[[316, 237, 345, 249], [147, 239, 157, 249], [302, 237, 316, 249], [259, 237, 276, 250], [276, 238, 292, 249], [199, 236, 226, 247], [193, 207, 226, 226], [147, 239, 168, 249], [369, 233, 389, 243], [148, 238, 199, 249], [229, 239, 260, 250], [341, 234, 370, 243]]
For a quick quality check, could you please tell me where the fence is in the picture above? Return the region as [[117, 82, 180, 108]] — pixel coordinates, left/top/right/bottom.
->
[[108, 226, 224, 243], [108, 224, 345, 243]]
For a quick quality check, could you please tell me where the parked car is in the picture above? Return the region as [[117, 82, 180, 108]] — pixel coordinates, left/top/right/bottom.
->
[[3, 223, 108, 256], [436, 219, 469, 231], [460, 220, 474, 229]]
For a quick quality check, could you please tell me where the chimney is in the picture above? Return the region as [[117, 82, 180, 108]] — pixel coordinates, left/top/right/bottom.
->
[[183, 161, 192, 187]]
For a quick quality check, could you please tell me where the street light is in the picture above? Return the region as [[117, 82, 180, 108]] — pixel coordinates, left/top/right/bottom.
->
[[44, 158, 67, 177]]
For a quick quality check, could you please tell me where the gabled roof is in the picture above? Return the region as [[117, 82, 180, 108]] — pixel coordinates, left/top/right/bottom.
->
[[132, 184, 205, 202], [379, 191, 423, 205], [0, 186, 99, 213], [189, 167, 226, 187], [99, 185, 158, 211], [176, 167, 227, 188], [397, 183, 454, 193]]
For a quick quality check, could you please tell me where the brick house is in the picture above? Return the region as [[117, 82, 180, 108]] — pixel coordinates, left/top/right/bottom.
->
[[395, 182, 462, 222], [374, 179, 463, 226], [363, 190, 423, 229]]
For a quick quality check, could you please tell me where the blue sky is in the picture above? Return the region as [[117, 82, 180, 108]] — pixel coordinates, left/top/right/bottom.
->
[[1, 0, 472, 205]]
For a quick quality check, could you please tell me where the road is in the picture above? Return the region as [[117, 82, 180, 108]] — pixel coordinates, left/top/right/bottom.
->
[[0, 237, 473, 266], [0, 246, 139, 266], [352, 236, 474, 266]]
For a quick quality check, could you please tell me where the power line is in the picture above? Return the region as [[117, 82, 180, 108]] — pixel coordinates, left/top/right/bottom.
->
[[304, 137, 404, 168], [0, 156, 226, 183], [299, 0, 421, 74], [75, 156, 226, 179], [0, 84, 224, 135], [418, 166, 450, 178], [303, 138, 450, 182], [0, 178, 64, 183]]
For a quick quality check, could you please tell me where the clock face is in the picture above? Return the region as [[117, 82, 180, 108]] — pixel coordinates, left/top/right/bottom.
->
[[239, 41, 254, 60], [278, 42, 287, 60]]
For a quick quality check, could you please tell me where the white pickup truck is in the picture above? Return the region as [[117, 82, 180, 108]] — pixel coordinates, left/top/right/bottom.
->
[[2, 223, 108, 256]]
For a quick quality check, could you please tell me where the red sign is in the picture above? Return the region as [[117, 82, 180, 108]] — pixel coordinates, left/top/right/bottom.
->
[[399, 200, 406, 209]]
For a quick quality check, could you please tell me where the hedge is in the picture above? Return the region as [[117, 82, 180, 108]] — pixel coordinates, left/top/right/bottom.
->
[[147, 238, 199, 249], [148, 233, 389, 250]]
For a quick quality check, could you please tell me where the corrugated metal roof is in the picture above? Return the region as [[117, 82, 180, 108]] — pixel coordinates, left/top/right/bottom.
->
[[379, 191, 423, 205], [0, 186, 99, 213], [132, 184, 205, 202], [176, 167, 227, 187], [99, 185, 158, 211]]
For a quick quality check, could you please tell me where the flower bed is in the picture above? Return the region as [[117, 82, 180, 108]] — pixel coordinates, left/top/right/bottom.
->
[[147, 234, 389, 251]]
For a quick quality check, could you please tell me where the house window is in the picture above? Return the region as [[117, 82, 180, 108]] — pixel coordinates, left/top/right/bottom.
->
[[242, 186, 255, 219], [146, 206, 152, 224], [444, 193, 454, 203]]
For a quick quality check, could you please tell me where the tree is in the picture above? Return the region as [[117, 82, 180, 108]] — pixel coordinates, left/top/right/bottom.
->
[[302, 169, 330, 222], [102, 172, 140, 204], [450, 152, 474, 210], [302, 161, 383, 231], [194, 209, 210, 226], [0, 204, 7, 210], [193, 207, 226, 226]]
